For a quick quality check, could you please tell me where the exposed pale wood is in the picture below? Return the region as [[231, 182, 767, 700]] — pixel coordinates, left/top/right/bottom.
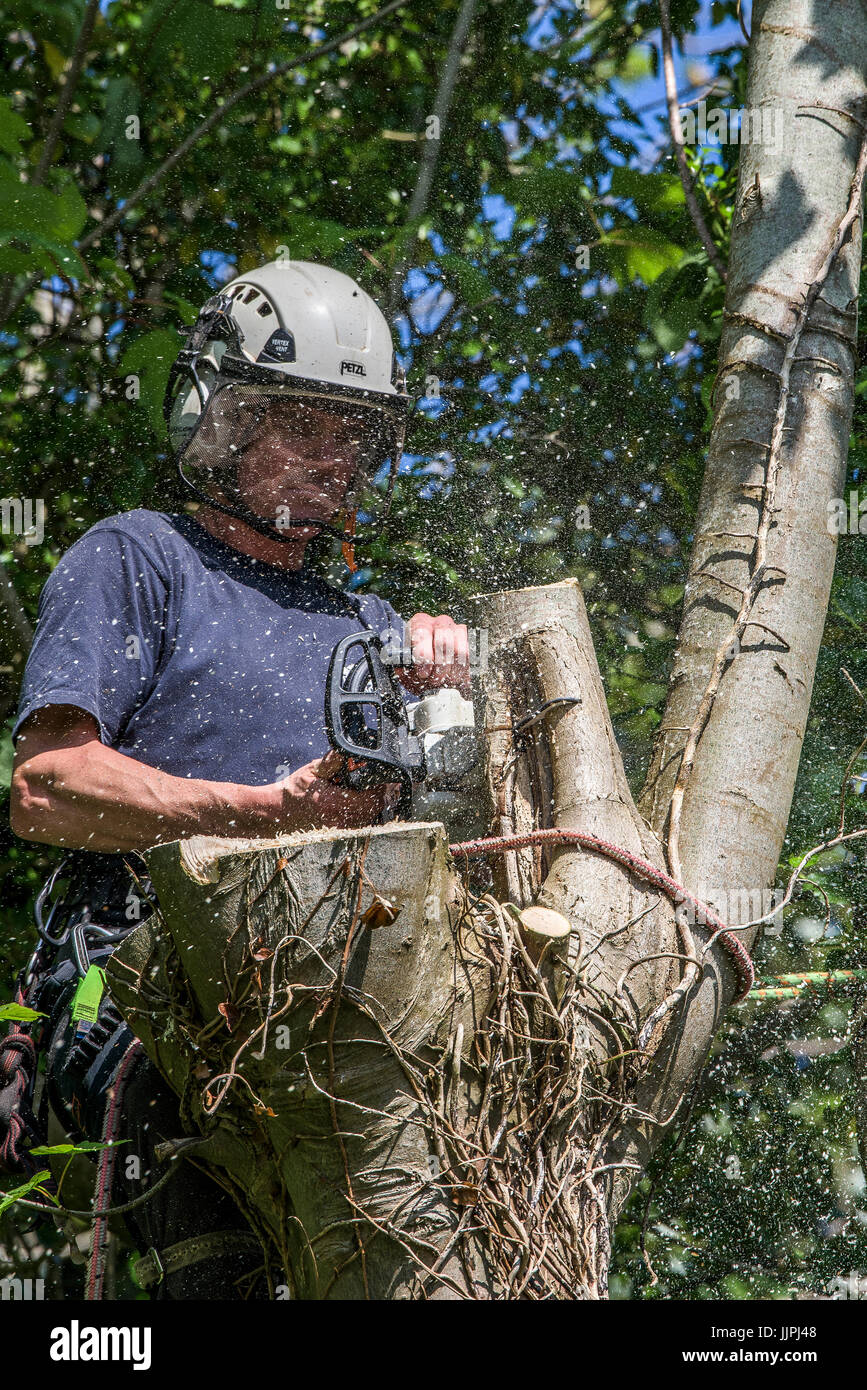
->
[[108, 820, 491, 1298]]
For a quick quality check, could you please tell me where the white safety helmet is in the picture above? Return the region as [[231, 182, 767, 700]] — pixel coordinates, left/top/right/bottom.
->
[[163, 259, 410, 554]]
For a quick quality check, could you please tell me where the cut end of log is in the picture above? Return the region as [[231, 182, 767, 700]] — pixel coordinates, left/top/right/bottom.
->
[[169, 822, 449, 886], [503, 902, 573, 958], [517, 905, 573, 941]]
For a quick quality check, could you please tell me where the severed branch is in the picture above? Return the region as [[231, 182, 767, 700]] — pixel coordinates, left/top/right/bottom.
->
[[658, 0, 728, 282]]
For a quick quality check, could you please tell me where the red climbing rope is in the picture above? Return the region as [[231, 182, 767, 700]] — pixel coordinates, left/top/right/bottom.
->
[[86, 1037, 143, 1301], [0, 983, 41, 1175], [448, 828, 755, 1001]]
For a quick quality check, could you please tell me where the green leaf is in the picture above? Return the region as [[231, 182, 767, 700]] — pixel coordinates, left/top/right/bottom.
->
[[162, 289, 201, 323], [63, 111, 101, 145], [831, 575, 867, 629], [657, 584, 685, 608], [500, 474, 525, 500], [138, 0, 251, 80], [121, 328, 185, 436], [270, 135, 305, 156], [0, 164, 88, 272], [0, 1003, 43, 1023], [101, 77, 144, 195], [439, 253, 494, 309], [41, 40, 68, 83], [37, 179, 88, 243], [609, 168, 685, 215], [603, 227, 686, 286], [37, 2, 83, 55], [0, 97, 30, 158], [264, 215, 353, 263], [510, 168, 578, 219], [0, 246, 35, 274], [595, 42, 655, 86], [645, 266, 696, 353], [29, 1139, 126, 1155], [0, 229, 88, 280], [95, 256, 134, 292], [644, 253, 718, 353], [0, 1170, 52, 1217]]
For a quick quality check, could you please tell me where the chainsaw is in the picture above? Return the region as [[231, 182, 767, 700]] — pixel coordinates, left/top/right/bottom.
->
[[324, 629, 483, 835]]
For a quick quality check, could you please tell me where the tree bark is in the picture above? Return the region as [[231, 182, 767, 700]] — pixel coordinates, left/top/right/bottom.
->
[[106, 580, 685, 1297], [633, 0, 867, 1180], [109, 823, 496, 1298]]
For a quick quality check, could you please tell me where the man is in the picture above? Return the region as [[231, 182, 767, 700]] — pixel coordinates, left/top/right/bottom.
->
[[6, 260, 470, 1298]]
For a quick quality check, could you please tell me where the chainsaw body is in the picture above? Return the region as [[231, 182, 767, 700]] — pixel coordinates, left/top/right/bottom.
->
[[324, 629, 484, 835]]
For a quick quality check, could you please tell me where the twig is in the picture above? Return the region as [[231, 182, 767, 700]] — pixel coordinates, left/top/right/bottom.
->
[[33, 0, 102, 185], [386, 0, 481, 316], [658, 0, 728, 281]]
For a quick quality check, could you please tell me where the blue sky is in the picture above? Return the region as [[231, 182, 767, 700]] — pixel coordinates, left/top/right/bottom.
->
[[609, 0, 752, 164]]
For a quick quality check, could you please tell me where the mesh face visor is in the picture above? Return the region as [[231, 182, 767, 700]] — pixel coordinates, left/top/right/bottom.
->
[[166, 356, 408, 541]]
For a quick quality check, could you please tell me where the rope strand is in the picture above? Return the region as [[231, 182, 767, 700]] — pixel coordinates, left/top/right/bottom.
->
[[448, 829, 755, 1001]]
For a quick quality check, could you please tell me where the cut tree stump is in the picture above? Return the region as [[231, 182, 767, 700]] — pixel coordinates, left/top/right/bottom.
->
[[107, 821, 490, 1299]]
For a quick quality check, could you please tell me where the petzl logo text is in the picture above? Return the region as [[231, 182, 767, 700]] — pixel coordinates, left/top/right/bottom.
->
[[340, 359, 366, 376], [49, 1321, 152, 1371]]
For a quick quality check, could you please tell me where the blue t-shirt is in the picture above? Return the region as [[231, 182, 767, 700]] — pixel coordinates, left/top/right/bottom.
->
[[14, 509, 408, 914]]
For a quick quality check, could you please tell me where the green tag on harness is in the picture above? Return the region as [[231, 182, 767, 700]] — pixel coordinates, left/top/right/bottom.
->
[[70, 965, 107, 1026]]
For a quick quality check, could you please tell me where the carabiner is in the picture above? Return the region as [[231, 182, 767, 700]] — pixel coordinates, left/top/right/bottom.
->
[[34, 856, 74, 947]]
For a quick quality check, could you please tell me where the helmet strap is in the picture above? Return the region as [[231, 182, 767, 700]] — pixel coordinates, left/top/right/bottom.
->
[[341, 509, 359, 574], [177, 460, 385, 568], [177, 460, 351, 548]]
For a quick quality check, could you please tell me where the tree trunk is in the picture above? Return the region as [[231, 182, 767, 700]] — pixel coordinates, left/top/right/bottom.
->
[[107, 0, 867, 1297], [631, 0, 867, 1192]]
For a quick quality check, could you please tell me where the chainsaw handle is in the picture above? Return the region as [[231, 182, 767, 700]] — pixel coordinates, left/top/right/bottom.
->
[[325, 749, 414, 819], [325, 631, 425, 775], [327, 751, 379, 793]]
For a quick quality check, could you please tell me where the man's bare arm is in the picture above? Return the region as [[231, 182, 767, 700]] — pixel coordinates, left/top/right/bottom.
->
[[10, 705, 393, 853]]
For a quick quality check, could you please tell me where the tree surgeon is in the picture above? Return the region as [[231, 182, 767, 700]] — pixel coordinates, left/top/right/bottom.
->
[[3, 260, 471, 1298]]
